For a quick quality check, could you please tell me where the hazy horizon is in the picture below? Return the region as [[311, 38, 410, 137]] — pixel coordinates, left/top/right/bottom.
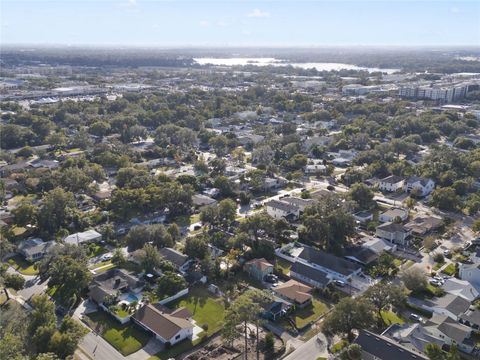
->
[[2, 0, 479, 47]]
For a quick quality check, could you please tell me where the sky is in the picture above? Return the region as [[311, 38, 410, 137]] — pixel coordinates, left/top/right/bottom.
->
[[1, 0, 480, 47]]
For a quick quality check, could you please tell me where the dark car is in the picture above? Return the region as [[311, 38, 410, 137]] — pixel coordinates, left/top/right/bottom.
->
[[327, 185, 335, 191], [264, 274, 279, 283]]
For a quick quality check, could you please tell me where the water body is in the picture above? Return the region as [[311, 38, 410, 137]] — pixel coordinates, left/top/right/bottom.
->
[[194, 57, 400, 74]]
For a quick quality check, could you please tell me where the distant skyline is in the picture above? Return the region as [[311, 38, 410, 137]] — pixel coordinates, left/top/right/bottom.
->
[[2, 1, 480, 47]]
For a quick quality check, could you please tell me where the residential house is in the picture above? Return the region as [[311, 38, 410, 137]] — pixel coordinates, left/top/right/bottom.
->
[[263, 177, 287, 191], [344, 246, 379, 266], [353, 329, 429, 360], [279, 243, 363, 288], [459, 251, 480, 293], [405, 176, 435, 197], [266, 200, 300, 220], [405, 215, 443, 236], [17, 238, 56, 262], [159, 247, 190, 272], [263, 296, 292, 321], [379, 208, 409, 223], [362, 236, 398, 254], [442, 278, 479, 302], [63, 229, 102, 246], [192, 194, 217, 209], [384, 314, 476, 354], [378, 175, 405, 192], [133, 304, 194, 345], [376, 222, 412, 246], [244, 258, 274, 282], [353, 211, 374, 224], [273, 280, 313, 308], [415, 293, 471, 321]]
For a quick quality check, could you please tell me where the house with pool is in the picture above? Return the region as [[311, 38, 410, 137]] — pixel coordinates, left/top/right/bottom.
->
[[88, 268, 145, 323]]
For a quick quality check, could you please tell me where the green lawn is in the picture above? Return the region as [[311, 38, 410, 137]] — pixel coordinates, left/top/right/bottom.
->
[[85, 311, 150, 356], [393, 258, 402, 267], [381, 310, 405, 326], [89, 260, 113, 270], [275, 258, 292, 276], [87, 244, 108, 258], [167, 286, 225, 336], [432, 262, 444, 271], [291, 299, 329, 329], [442, 263, 456, 276], [12, 226, 27, 236], [7, 255, 39, 275]]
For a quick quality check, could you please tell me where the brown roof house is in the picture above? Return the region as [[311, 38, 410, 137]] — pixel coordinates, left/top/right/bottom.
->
[[244, 258, 274, 282], [133, 304, 194, 345], [273, 280, 313, 308]]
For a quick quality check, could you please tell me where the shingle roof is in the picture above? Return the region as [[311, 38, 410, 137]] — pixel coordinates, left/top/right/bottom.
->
[[159, 247, 188, 267], [429, 293, 471, 316], [273, 280, 313, 304], [298, 246, 361, 276], [133, 304, 193, 341], [291, 261, 330, 287], [354, 330, 428, 360], [266, 199, 298, 213], [377, 222, 409, 233], [380, 175, 404, 184], [245, 258, 273, 272]]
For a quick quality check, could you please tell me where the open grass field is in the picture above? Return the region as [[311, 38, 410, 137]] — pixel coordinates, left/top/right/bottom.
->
[[85, 311, 150, 356]]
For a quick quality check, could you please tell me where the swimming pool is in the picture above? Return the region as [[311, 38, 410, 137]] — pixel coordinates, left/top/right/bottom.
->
[[125, 293, 139, 303]]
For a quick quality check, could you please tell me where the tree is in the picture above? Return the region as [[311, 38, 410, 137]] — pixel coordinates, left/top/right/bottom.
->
[[473, 218, 480, 233], [48, 316, 88, 359], [424, 343, 445, 360], [37, 187, 76, 234], [299, 193, 355, 251], [139, 244, 162, 273], [430, 187, 460, 211], [218, 199, 237, 227], [184, 235, 208, 259], [401, 267, 428, 292], [111, 248, 127, 266], [4, 273, 25, 290], [348, 183, 374, 210], [47, 255, 92, 308], [363, 282, 406, 321], [322, 297, 375, 340], [12, 201, 38, 227], [156, 271, 187, 298], [423, 236, 436, 252], [252, 145, 274, 167], [200, 205, 219, 228], [224, 289, 273, 360], [341, 344, 362, 360]]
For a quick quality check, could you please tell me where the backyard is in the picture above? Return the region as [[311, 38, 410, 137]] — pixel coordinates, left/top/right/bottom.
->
[[380, 310, 405, 326], [281, 298, 330, 330], [167, 286, 225, 336], [7, 255, 39, 275], [84, 311, 150, 356]]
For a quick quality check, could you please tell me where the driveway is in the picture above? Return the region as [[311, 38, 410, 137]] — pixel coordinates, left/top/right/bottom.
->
[[126, 338, 163, 360], [283, 331, 329, 360], [79, 331, 126, 360], [17, 275, 48, 302]]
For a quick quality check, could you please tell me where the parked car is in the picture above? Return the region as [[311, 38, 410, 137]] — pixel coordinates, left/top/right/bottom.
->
[[101, 254, 113, 261], [334, 280, 346, 287], [429, 279, 441, 286], [264, 274, 279, 283], [409, 313, 423, 322]]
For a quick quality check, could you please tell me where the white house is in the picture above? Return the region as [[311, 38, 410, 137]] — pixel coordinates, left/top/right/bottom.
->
[[305, 163, 327, 175], [379, 208, 409, 223], [442, 278, 479, 302], [266, 200, 300, 220], [404, 176, 435, 197], [459, 262, 480, 293], [132, 304, 194, 345], [376, 222, 411, 246], [63, 229, 102, 246], [378, 175, 405, 192]]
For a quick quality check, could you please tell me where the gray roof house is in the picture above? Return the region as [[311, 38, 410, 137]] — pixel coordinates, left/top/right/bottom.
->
[[63, 229, 102, 245], [354, 329, 428, 360], [17, 238, 56, 262], [159, 247, 189, 271], [376, 222, 412, 246]]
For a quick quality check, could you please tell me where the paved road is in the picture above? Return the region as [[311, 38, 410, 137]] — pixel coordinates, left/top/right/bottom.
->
[[283, 331, 329, 360], [79, 331, 126, 360]]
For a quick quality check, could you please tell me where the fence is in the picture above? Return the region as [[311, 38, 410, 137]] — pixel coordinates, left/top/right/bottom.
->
[[159, 288, 189, 305]]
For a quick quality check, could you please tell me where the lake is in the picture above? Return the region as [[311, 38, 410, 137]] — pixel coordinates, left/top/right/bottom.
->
[[193, 57, 400, 74]]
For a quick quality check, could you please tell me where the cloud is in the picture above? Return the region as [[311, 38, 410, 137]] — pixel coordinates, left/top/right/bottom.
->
[[127, 0, 137, 6], [247, 9, 270, 18], [199, 20, 210, 27]]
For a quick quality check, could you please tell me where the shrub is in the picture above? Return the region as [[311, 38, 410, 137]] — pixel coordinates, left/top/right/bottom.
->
[[264, 332, 275, 352], [433, 252, 444, 263], [4, 273, 25, 290]]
